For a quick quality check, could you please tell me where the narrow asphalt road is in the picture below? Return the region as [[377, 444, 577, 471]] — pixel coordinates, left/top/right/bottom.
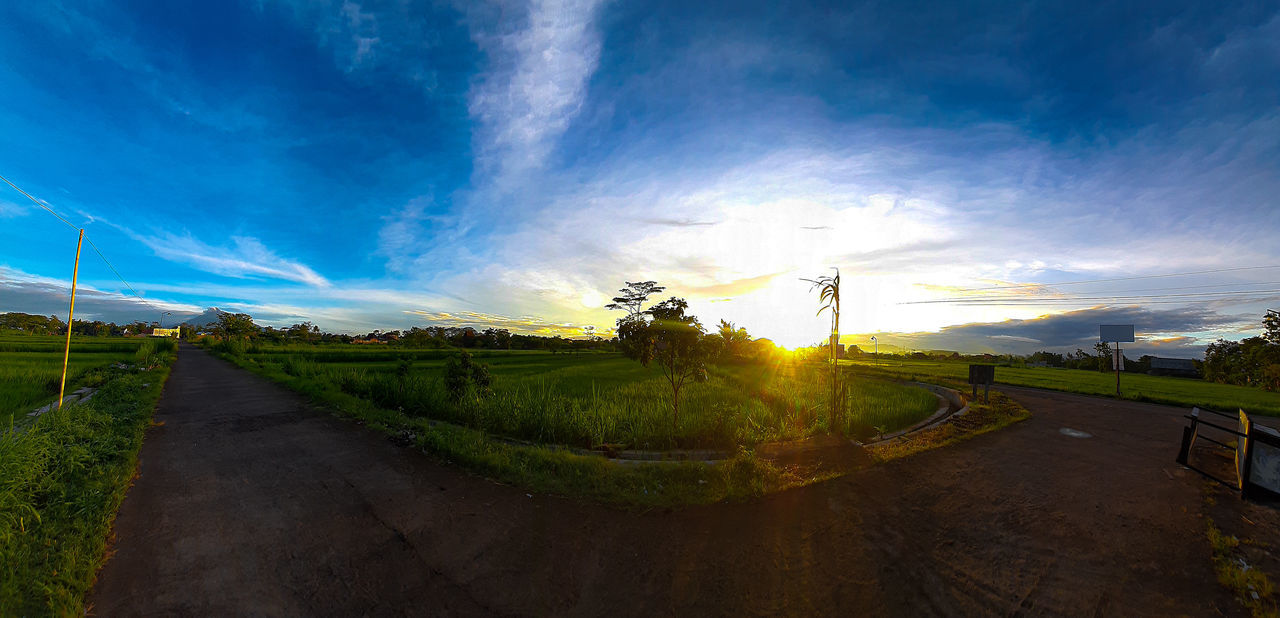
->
[[91, 344, 1244, 616]]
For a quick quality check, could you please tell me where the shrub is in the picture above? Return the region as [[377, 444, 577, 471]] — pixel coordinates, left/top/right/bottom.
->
[[444, 351, 492, 402]]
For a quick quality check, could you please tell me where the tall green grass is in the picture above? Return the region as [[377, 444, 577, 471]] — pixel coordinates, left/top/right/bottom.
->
[[0, 335, 152, 426], [846, 357, 1280, 416], [0, 362, 172, 614], [221, 342, 939, 450]]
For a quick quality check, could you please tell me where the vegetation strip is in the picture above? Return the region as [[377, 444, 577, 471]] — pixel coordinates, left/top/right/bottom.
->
[[0, 338, 174, 615], [845, 356, 1280, 417]]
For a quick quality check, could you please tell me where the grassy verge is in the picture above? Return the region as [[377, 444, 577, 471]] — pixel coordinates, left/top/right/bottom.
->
[[0, 343, 173, 615], [209, 348, 828, 508], [867, 383, 1031, 462], [845, 357, 1280, 416], [1, 335, 152, 426], [209, 339, 938, 450]]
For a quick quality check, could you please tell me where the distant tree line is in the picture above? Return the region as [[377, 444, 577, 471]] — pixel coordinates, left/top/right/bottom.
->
[[1, 312, 164, 337]]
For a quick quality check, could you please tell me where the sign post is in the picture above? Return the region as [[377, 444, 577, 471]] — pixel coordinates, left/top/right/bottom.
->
[[1100, 325, 1135, 397]]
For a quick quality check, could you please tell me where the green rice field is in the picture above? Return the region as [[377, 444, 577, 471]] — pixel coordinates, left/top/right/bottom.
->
[[845, 356, 1280, 416], [0, 335, 157, 426], [222, 342, 940, 449]]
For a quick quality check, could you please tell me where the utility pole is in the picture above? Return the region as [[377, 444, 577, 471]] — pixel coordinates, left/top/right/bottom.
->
[[58, 229, 84, 410]]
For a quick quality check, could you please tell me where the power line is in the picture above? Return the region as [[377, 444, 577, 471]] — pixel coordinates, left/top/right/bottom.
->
[[947, 265, 1280, 293], [0, 173, 79, 230], [906, 288, 1280, 305], [2, 172, 168, 318], [84, 236, 167, 314], [908, 293, 1280, 306]]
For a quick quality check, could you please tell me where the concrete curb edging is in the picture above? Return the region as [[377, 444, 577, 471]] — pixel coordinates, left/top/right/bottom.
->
[[857, 382, 969, 446]]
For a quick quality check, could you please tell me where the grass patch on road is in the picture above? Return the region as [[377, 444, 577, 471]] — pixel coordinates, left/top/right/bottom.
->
[[0, 343, 173, 615], [845, 357, 1280, 416], [1208, 519, 1277, 617]]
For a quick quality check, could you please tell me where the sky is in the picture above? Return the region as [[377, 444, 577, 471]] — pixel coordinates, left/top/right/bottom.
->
[[2, 0, 1279, 355]]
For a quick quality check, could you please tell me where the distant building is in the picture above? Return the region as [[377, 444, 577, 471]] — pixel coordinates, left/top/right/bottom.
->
[[1149, 357, 1199, 378], [151, 328, 180, 338]]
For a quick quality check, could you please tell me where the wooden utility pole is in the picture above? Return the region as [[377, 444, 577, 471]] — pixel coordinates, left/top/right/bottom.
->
[[58, 228, 84, 410]]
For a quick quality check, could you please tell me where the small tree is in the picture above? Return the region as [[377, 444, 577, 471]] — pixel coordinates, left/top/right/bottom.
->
[[215, 312, 258, 341], [1094, 341, 1113, 372], [444, 350, 492, 402], [615, 297, 711, 434]]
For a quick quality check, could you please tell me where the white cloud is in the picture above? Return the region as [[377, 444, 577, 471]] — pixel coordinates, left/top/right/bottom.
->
[[0, 199, 29, 218], [135, 233, 331, 288], [467, 0, 605, 183]]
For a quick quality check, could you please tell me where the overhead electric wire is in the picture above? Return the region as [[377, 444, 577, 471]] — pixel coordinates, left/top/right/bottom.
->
[[2, 173, 166, 316], [0, 173, 79, 231], [905, 288, 1280, 305], [84, 236, 167, 314], [947, 265, 1280, 293]]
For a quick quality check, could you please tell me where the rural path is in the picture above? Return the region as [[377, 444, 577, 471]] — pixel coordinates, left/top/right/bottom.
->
[[92, 344, 1246, 616]]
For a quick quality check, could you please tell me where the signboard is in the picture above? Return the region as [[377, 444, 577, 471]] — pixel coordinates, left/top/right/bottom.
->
[[1099, 324, 1135, 343], [968, 365, 995, 385], [1112, 349, 1125, 371]]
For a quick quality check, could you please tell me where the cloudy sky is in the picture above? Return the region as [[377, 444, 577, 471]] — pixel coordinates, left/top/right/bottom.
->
[[2, 1, 1278, 354]]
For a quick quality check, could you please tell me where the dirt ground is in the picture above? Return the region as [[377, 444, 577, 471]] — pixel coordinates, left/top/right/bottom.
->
[[89, 344, 1267, 616]]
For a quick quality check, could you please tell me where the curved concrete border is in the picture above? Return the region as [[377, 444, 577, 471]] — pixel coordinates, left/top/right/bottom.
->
[[857, 382, 969, 446]]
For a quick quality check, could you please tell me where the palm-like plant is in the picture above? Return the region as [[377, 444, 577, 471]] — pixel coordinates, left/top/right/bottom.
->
[[802, 268, 842, 430]]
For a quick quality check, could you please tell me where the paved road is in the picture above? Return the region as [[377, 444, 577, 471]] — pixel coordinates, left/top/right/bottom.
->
[[91, 344, 1242, 616]]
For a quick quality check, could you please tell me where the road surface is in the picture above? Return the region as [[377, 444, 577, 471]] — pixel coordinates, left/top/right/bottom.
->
[[90, 344, 1241, 616]]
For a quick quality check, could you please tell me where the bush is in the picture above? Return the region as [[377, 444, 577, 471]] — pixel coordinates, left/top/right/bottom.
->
[[444, 351, 492, 402]]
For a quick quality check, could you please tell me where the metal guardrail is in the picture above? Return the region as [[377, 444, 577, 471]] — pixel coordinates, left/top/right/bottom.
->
[[1178, 407, 1280, 500]]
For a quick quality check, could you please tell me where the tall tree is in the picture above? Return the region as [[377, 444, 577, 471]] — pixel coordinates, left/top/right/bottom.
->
[[803, 268, 842, 430], [605, 281, 666, 317]]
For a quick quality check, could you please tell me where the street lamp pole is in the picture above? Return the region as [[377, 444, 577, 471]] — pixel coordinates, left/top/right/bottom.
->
[[870, 336, 877, 358], [160, 311, 172, 329]]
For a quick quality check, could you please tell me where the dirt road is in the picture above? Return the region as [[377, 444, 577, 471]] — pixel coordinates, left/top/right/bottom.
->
[[91, 344, 1244, 616]]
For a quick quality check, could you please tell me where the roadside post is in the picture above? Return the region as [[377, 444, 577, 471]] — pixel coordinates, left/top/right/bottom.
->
[[1099, 325, 1135, 397], [968, 364, 994, 404]]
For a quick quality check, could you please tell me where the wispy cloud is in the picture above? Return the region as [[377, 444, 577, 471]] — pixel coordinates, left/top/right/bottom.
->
[[134, 233, 330, 288], [0, 266, 202, 322], [0, 199, 29, 218], [467, 0, 605, 183], [641, 217, 718, 228], [407, 309, 594, 337]]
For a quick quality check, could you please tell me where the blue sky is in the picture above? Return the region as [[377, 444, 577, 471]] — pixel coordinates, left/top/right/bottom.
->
[[2, 0, 1278, 354]]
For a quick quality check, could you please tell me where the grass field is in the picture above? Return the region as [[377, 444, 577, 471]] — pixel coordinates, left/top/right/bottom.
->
[[0, 334, 160, 426], [845, 357, 1280, 416], [0, 340, 174, 614], [220, 342, 940, 450]]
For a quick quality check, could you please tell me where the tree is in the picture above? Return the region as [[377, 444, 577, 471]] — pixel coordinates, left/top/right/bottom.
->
[[1264, 309, 1280, 345], [633, 297, 712, 434], [1094, 341, 1112, 372], [605, 281, 666, 317], [612, 294, 713, 433], [715, 319, 752, 360], [802, 268, 843, 429], [215, 312, 258, 341]]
